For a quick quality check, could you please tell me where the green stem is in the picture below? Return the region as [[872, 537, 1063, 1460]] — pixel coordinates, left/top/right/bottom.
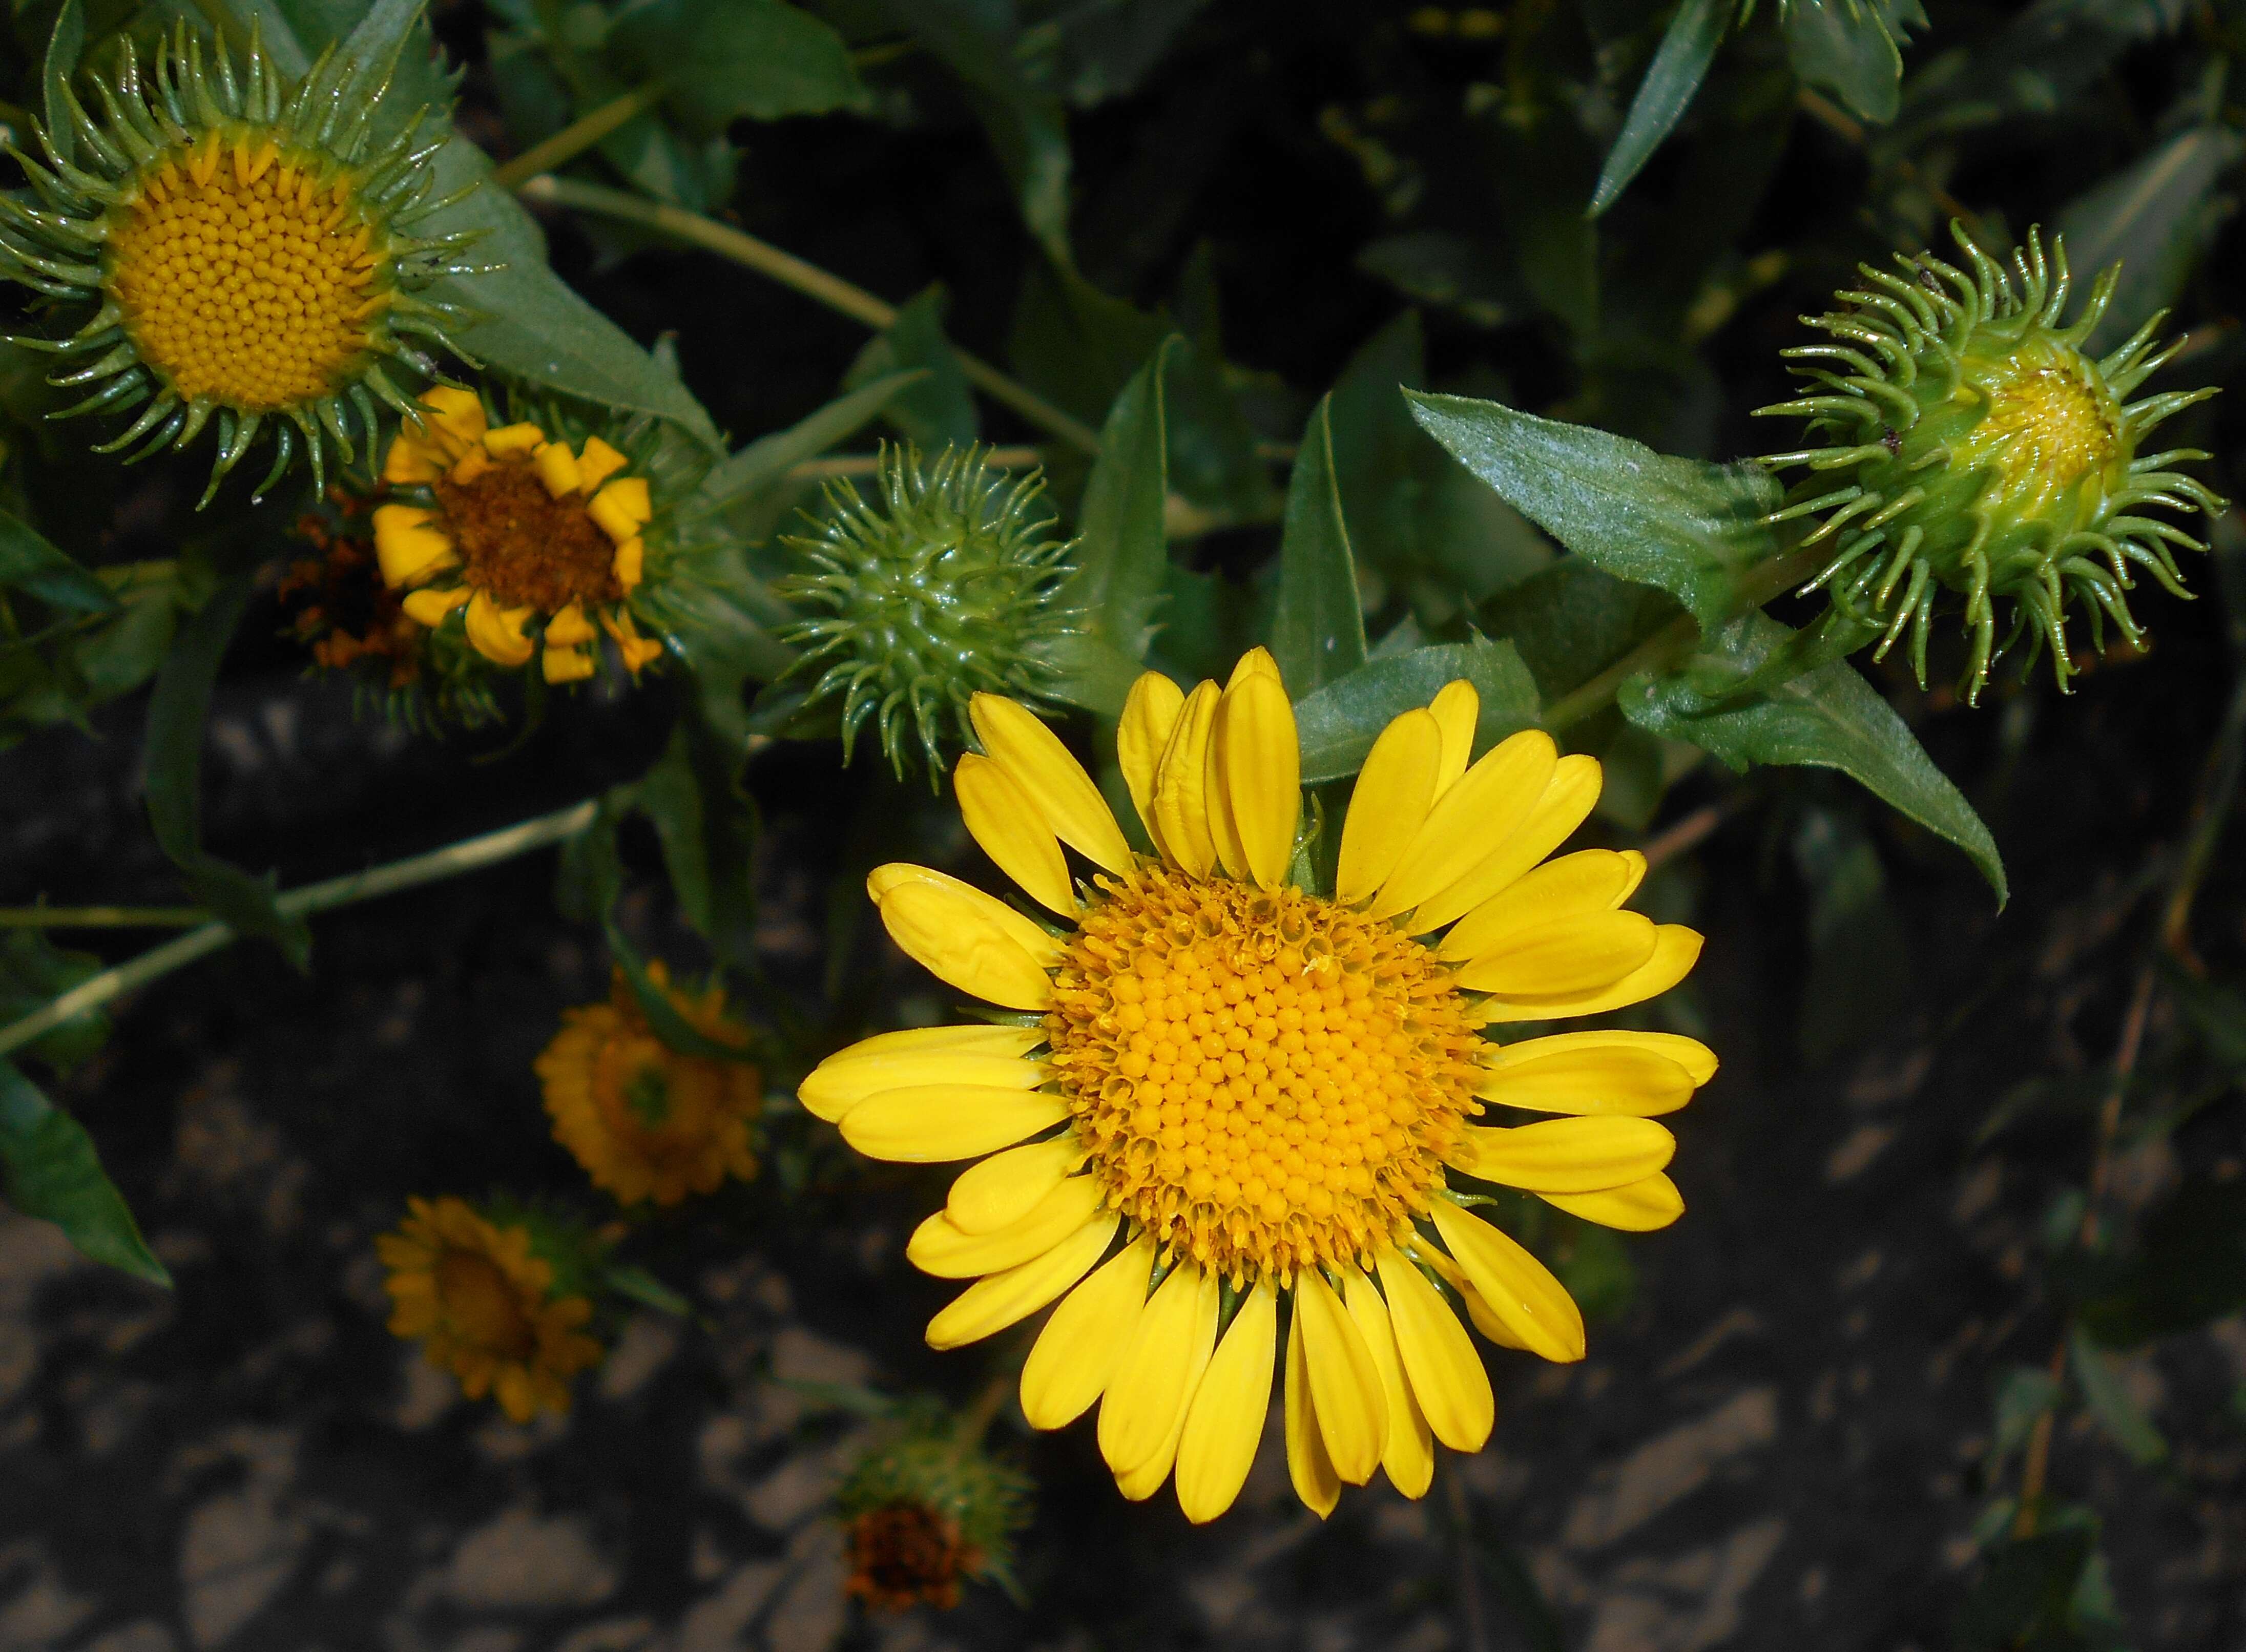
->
[[492, 81, 671, 191], [0, 907, 208, 928], [515, 175, 1105, 457], [1542, 540, 1832, 731], [0, 801, 598, 1062]]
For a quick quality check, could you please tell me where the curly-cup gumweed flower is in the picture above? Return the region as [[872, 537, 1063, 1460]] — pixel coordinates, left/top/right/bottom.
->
[[0, 23, 482, 501], [1759, 223, 2223, 698], [800, 649, 1714, 1522], [536, 963, 762, 1208], [377, 1195, 604, 1424], [838, 1425, 1030, 1613], [373, 385, 675, 689]]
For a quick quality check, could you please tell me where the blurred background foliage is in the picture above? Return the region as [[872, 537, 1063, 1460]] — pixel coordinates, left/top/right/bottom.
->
[[3, 0, 2245, 1646]]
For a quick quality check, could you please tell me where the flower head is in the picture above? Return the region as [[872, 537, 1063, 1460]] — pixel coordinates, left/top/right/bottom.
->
[[837, 1425, 1030, 1613], [278, 496, 422, 696], [1758, 224, 2223, 699], [536, 963, 762, 1208], [373, 384, 704, 693], [776, 445, 1080, 779], [800, 650, 1714, 1522], [0, 23, 483, 503], [377, 1195, 605, 1423]]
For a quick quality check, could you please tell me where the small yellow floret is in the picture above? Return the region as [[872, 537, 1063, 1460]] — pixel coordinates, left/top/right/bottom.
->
[[543, 645, 596, 683], [372, 504, 456, 587], [577, 436, 630, 492], [106, 135, 381, 409], [590, 476, 652, 543], [401, 585, 470, 628], [533, 441, 583, 497], [482, 421, 546, 457], [612, 536, 644, 591], [1961, 346, 2123, 515], [465, 589, 534, 667]]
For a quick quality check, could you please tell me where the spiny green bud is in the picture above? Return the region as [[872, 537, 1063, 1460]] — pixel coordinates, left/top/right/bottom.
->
[[775, 445, 1080, 779], [1757, 223, 2223, 700], [837, 1418, 1030, 1613]]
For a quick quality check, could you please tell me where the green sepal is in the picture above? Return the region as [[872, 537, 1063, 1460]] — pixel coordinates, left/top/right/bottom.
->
[[1293, 637, 1540, 784], [0, 1058, 169, 1286]]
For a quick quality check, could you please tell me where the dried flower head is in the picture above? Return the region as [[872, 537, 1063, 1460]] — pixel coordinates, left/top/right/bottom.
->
[[838, 1425, 1029, 1612], [1758, 223, 2223, 699]]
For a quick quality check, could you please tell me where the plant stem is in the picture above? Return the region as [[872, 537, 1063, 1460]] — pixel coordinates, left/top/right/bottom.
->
[[0, 907, 209, 929], [0, 801, 597, 1062], [515, 175, 1105, 456], [491, 81, 671, 191]]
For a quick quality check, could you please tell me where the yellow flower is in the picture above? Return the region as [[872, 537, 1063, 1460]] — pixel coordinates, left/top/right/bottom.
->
[[536, 964, 762, 1207], [801, 650, 1714, 1523], [374, 387, 666, 685], [377, 1196, 604, 1423]]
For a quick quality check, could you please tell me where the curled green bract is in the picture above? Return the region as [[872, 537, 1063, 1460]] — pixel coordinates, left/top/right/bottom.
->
[[0, 21, 487, 503], [777, 445, 1082, 779], [1756, 224, 2224, 700]]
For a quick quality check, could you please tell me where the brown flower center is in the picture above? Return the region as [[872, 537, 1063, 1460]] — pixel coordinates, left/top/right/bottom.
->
[[844, 1503, 978, 1613], [434, 461, 623, 614], [433, 1249, 536, 1361]]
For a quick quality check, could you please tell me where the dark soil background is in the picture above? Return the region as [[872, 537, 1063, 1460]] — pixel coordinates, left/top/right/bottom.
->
[[4, 2, 2246, 1649]]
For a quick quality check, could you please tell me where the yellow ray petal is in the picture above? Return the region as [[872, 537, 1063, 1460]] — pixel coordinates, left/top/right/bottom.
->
[[946, 1133, 1087, 1232], [1334, 708, 1442, 906], [1371, 731, 1557, 921], [1411, 754, 1604, 934], [1428, 679, 1479, 796], [1375, 1246, 1495, 1450], [417, 386, 486, 451], [1295, 1266, 1387, 1484], [577, 436, 629, 492], [1474, 1042, 1698, 1117], [1452, 1116, 1676, 1192], [1217, 671, 1301, 890], [1417, 1244, 1530, 1350], [463, 591, 534, 667], [969, 694, 1133, 872], [1473, 925, 1705, 1025], [382, 432, 445, 484], [1098, 1259, 1221, 1477], [1439, 848, 1645, 961], [1229, 645, 1283, 687], [1343, 1265, 1433, 1499], [1284, 1304, 1340, 1518], [400, 585, 469, 628], [1453, 910, 1658, 996], [532, 439, 582, 497], [866, 864, 1063, 964], [798, 1050, 1046, 1124], [875, 880, 1056, 1011], [907, 1174, 1107, 1278], [1152, 681, 1221, 877], [925, 1211, 1118, 1349], [589, 475, 653, 543], [810, 1024, 1045, 1066], [1541, 1172, 1685, 1231], [371, 504, 457, 589], [1117, 672, 1187, 856], [1428, 1200, 1586, 1364], [838, 1084, 1070, 1162], [1203, 695, 1251, 884], [1175, 1281, 1279, 1523], [1115, 1335, 1210, 1503], [955, 754, 1075, 915], [1021, 1234, 1154, 1429]]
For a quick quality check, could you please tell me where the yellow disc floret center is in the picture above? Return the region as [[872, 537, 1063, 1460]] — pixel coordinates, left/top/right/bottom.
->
[[1961, 342, 2123, 514], [106, 134, 383, 410], [1046, 864, 1481, 1286], [432, 1247, 538, 1361]]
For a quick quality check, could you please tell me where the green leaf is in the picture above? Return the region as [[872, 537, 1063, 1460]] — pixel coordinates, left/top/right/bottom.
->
[[1267, 398, 1368, 697], [1620, 610, 2006, 902], [0, 1060, 169, 1286], [699, 371, 926, 506], [1409, 390, 1780, 628], [418, 138, 724, 450], [333, 0, 429, 108], [2068, 1325, 2166, 1467], [1019, 0, 1214, 106], [612, 0, 867, 137], [875, 0, 1073, 264], [1992, 1363, 2062, 1466], [1355, 233, 1518, 329], [0, 509, 113, 617], [1008, 259, 1169, 428], [636, 717, 760, 972], [2057, 125, 2245, 356], [2076, 1177, 2246, 1345], [1592, 0, 1732, 215], [1785, 0, 1910, 125], [1955, 1528, 2096, 1651], [41, 0, 85, 171], [646, 554, 797, 760], [1054, 338, 1175, 665], [1294, 639, 1541, 784], [141, 578, 313, 966], [0, 932, 111, 1074], [1481, 559, 1684, 701], [602, 1262, 693, 1318], [1026, 632, 1148, 719], [843, 287, 978, 451]]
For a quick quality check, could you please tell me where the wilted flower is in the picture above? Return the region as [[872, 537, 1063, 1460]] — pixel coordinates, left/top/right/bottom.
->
[[535, 963, 762, 1208], [1758, 223, 2223, 698], [838, 1422, 1029, 1612], [801, 651, 1714, 1522], [776, 445, 1080, 779], [0, 23, 483, 501]]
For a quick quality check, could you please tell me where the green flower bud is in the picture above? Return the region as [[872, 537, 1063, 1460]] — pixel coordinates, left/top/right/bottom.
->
[[837, 1418, 1030, 1612], [776, 445, 1081, 779], [1757, 224, 2224, 699]]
